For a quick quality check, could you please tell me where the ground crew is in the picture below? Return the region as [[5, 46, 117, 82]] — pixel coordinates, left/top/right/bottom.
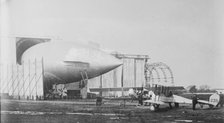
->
[[220, 93, 224, 107], [96, 95, 103, 106], [138, 92, 143, 105], [168, 91, 173, 109], [192, 94, 198, 110], [217, 93, 224, 107]]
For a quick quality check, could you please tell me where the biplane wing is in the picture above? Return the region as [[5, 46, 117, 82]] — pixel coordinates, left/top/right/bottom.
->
[[143, 95, 192, 105]]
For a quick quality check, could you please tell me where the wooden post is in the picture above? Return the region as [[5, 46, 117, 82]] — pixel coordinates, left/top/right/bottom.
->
[[0, 64, 1, 93], [100, 75, 102, 96], [113, 69, 117, 97], [41, 57, 45, 100], [28, 59, 30, 99], [11, 64, 14, 96], [121, 62, 124, 97], [6, 64, 9, 93], [22, 61, 25, 99], [134, 59, 136, 87], [35, 58, 37, 100]]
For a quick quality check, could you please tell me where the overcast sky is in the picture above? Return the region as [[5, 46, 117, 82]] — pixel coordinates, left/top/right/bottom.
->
[[1, 0, 224, 88]]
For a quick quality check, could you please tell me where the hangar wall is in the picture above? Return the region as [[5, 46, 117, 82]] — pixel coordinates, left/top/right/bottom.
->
[[0, 37, 49, 100], [0, 60, 44, 100]]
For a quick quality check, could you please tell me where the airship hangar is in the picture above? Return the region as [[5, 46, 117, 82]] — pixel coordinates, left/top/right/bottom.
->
[[0, 37, 176, 100]]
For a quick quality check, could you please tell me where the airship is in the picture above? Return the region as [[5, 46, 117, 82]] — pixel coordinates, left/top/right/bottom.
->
[[16, 38, 122, 85]]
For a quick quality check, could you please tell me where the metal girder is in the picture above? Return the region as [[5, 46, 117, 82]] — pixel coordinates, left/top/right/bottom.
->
[[145, 62, 174, 86]]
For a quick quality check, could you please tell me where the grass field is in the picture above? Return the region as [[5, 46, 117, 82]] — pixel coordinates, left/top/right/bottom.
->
[[1, 99, 224, 123]]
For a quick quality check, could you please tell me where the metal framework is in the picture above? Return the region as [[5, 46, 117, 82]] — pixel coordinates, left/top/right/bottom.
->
[[79, 70, 88, 88], [0, 59, 44, 100], [145, 62, 174, 87]]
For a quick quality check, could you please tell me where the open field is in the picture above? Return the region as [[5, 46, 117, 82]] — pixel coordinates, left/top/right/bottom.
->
[[1, 99, 224, 123]]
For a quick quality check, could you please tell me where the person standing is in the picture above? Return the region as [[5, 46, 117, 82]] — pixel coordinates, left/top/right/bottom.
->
[[218, 93, 224, 107], [192, 94, 198, 110], [96, 95, 102, 106], [138, 92, 143, 105]]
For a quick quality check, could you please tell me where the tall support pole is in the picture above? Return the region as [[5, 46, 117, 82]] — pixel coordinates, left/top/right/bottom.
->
[[113, 69, 117, 96], [41, 57, 45, 100], [11, 64, 13, 96], [1, 64, 4, 93], [22, 61, 25, 98], [28, 59, 30, 99], [100, 75, 102, 96], [2, 64, 6, 93], [121, 60, 124, 97], [35, 58, 37, 99], [134, 59, 136, 87], [144, 59, 148, 88], [1, 64, 3, 93], [6, 64, 9, 93], [0, 64, 2, 93]]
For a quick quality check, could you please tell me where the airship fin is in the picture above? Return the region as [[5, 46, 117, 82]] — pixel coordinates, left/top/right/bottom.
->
[[16, 37, 50, 64]]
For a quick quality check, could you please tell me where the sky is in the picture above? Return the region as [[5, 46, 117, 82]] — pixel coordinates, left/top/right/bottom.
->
[[1, 0, 224, 88]]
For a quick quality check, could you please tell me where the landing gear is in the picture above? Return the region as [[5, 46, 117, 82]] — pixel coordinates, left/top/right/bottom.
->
[[169, 103, 173, 109], [200, 104, 203, 108], [175, 103, 179, 108], [149, 105, 155, 111], [79, 71, 88, 89], [79, 71, 88, 99], [209, 105, 214, 108], [149, 104, 160, 111]]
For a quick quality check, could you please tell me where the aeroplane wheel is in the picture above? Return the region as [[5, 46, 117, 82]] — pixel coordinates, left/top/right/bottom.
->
[[209, 105, 214, 108], [149, 105, 156, 111], [174, 103, 179, 108], [200, 104, 203, 108], [149, 104, 159, 111], [155, 104, 160, 109]]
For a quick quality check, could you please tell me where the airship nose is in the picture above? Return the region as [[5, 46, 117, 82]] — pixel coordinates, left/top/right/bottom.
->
[[64, 46, 122, 79], [100, 54, 122, 71], [89, 51, 122, 77]]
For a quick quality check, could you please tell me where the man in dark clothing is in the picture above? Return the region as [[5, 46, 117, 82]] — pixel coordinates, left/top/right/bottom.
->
[[217, 93, 224, 107], [168, 91, 173, 109], [169, 102, 172, 109], [138, 92, 143, 105], [168, 91, 173, 97], [192, 94, 198, 110], [220, 94, 224, 107], [96, 95, 103, 106]]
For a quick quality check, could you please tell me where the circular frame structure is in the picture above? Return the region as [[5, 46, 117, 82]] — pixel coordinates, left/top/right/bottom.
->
[[145, 62, 174, 87]]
